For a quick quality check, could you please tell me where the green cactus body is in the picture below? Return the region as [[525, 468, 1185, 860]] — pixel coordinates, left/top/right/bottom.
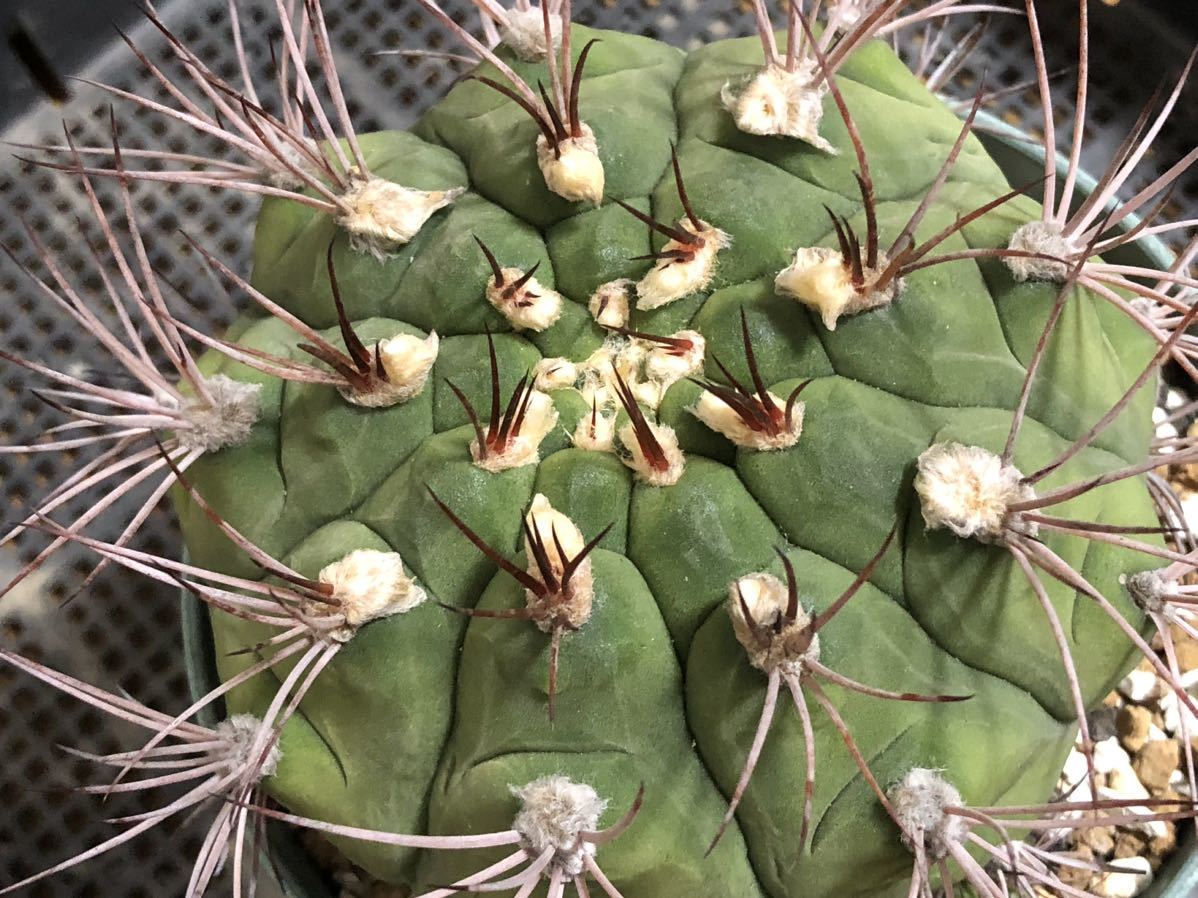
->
[[177, 26, 1159, 898]]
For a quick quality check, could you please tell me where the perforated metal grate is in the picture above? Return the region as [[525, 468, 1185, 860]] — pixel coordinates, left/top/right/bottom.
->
[[0, 1, 1193, 896]]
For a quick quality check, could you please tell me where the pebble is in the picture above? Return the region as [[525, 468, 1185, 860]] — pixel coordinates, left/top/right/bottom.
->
[[1094, 737, 1133, 775], [1062, 746, 1091, 787], [1090, 727, 1179, 841], [1154, 406, 1179, 445], [1093, 856, 1153, 898], [1181, 493, 1198, 534], [1119, 668, 1161, 704], [1171, 627, 1198, 671], [1089, 704, 1119, 740], [1169, 766, 1194, 798], [1117, 706, 1153, 753], [1078, 825, 1116, 854], [1102, 768, 1149, 801], [1129, 810, 1171, 841], [1113, 831, 1151, 861], [1134, 739, 1181, 793], [1159, 690, 1180, 736], [1149, 824, 1179, 869], [1064, 777, 1095, 806], [1057, 845, 1097, 892]]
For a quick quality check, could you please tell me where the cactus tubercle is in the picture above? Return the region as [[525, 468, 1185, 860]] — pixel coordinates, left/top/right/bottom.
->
[[914, 442, 1038, 544], [337, 175, 463, 259], [722, 63, 834, 152]]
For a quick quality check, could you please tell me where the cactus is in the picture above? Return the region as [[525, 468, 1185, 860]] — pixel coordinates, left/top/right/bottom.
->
[[4, 1, 1198, 897]]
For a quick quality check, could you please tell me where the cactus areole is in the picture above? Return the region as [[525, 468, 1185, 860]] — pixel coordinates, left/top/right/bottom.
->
[[177, 25, 1162, 898]]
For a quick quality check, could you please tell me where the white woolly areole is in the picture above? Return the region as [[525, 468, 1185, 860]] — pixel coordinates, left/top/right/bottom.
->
[[316, 549, 426, 641], [1005, 220, 1078, 283], [338, 176, 463, 260], [588, 279, 632, 328], [511, 776, 606, 877], [486, 268, 564, 332], [471, 390, 559, 472], [524, 494, 593, 629], [643, 330, 706, 385], [631, 377, 667, 410], [177, 374, 262, 453], [537, 126, 605, 205], [581, 338, 658, 408], [534, 357, 578, 392], [578, 379, 613, 413], [216, 714, 281, 779], [525, 493, 587, 573], [341, 332, 439, 408], [914, 443, 1037, 543], [573, 407, 616, 452], [721, 65, 835, 153], [888, 768, 970, 861], [500, 7, 563, 61], [774, 246, 901, 331], [617, 419, 685, 486], [611, 338, 645, 385], [692, 390, 804, 451], [636, 221, 731, 311], [729, 572, 819, 674], [577, 344, 618, 409], [1122, 569, 1171, 614]]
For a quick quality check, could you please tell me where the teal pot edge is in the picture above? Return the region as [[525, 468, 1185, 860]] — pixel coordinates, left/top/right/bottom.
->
[[181, 109, 1194, 897]]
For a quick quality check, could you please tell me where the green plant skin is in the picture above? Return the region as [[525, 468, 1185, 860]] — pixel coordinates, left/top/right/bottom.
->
[[176, 25, 1161, 898]]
